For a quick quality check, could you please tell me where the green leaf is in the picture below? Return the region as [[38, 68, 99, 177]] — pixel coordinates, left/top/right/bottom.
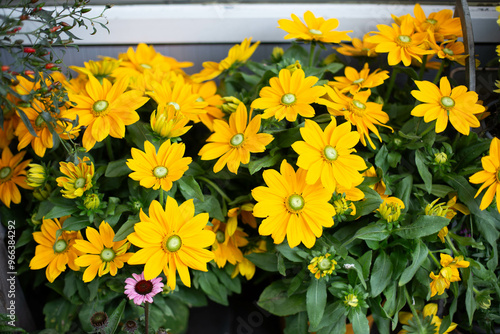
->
[[394, 215, 449, 239], [178, 176, 204, 201], [194, 195, 225, 222], [276, 242, 309, 262], [283, 43, 308, 64], [414, 184, 455, 198], [248, 152, 282, 175], [353, 222, 390, 242], [43, 299, 78, 333], [345, 256, 367, 289], [258, 280, 307, 316], [61, 216, 90, 231], [104, 300, 126, 334], [415, 149, 432, 194], [374, 145, 389, 174], [105, 159, 131, 177], [44, 200, 78, 219], [113, 217, 139, 241], [283, 312, 308, 334], [394, 174, 413, 212], [306, 279, 327, 328], [309, 301, 346, 332], [399, 240, 428, 286], [465, 274, 476, 326], [197, 270, 229, 305], [245, 252, 278, 272], [370, 251, 393, 297], [349, 309, 370, 334], [277, 253, 287, 276]]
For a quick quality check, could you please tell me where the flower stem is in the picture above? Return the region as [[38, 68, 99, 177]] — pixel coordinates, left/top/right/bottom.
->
[[433, 60, 447, 85], [383, 67, 399, 103], [428, 251, 441, 267], [105, 136, 115, 161], [445, 234, 459, 255], [198, 176, 231, 203], [404, 286, 423, 328], [145, 302, 149, 334], [309, 42, 317, 68]]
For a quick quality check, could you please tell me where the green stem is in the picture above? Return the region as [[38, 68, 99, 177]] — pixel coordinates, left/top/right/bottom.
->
[[383, 68, 399, 103], [432, 60, 447, 85], [404, 287, 423, 329], [417, 122, 435, 138], [445, 234, 459, 255], [418, 55, 428, 80], [428, 251, 441, 268], [308, 42, 316, 68], [105, 136, 115, 161], [198, 176, 231, 203], [145, 302, 149, 334]]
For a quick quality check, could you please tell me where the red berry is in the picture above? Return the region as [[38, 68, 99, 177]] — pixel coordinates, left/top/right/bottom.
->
[[1, 65, 10, 72], [24, 70, 35, 76], [45, 63, 55, 69], [49, 26, 60, 33], [23, 47, 36, 53], [20, 14, 29, 20]]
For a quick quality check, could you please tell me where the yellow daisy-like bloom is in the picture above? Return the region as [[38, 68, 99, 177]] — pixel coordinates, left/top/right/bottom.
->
[[329, 63, 389, 95], [150, 105, 192, 139], [198, 102, 274, 174], [469, 137, 500, 211], [377, 196, 405, 223], [251, 68, 327, 122], [323, 86, 392, 149], [0, 148, 31, 208], [435, 40, 469, 66], [292, 118, 367, 193], [398, 303, 457, 334], [278, 11, 352, 44], [410, 77, 485, 135], [334, 33, 378, 57], [308, 253, 337, 279], [411, 3, 462, 42], [147, 76, 207, 123], [56, 156, 94, 199], [74, 222, 133, 282], [205, 219, 249, 268], [127, 140, 191, 192], [231, 240, 267, 280], [366, 15, 434, 66], [127, 198, 216, 290], [191, 38, 260, 83], [69, 58, 122, 82], [66, 75, 149, 150], [192, 81, 225, 132], [227, 203, 257, 237], [252, 159, 336, 248], [29, 217, 83, 283], [429, 253, 469, 297]]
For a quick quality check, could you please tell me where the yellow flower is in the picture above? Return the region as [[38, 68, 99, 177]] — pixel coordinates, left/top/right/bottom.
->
[[205, 219, 248, 268], [435, 40, 469, 66], [26, 163, 47, 188], [398, 303, 457, 334], [198, 102, 273, 174], [437, 226, 448, 243], [150, 105, 192, 139], [333, 194, 357, 216], [147, 76, 207, 123], [366, 15, 434, 66], [0, 110, 19, 149], [191, 38, 260, 82], [308, 253, 337, 279], [0, 148, 32, 207], [344, 294, 359, 308], [84, 193, 101, 210], [411, 3, 462, 42], [56, 156, 94, 199], [377, 196, 405, 223], [252, 159, 336, 248], [329, 63, 389, 95], [66, 75, 149, 150], [127, 198, 215, 290], [127, 140, 191, 192], [334, 33, 378, 57], [74, 222, 133, 282], [292, 118, 367, 193], [429, 253, 469, 296], [226, 203, 257, 237], [323, 86, 392, 149], [278, 11, 352, 44], [69, 58, 122, 82], [425, 198, 453, 217], [410, 77, 485, 135], [251, 68, 327, 122], [362, 166, 386, 197], [231, 240, 267, 280], [469, 137, 500, 211], [192, 81, 225, 132], [29, 217, 84, 283]]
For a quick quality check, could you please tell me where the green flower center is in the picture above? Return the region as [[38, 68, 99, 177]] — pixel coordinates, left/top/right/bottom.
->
[[323, 145, 338, 161], [352, 99, 366, 110], [230, 133, 244, 147], [153, 166, 168, 178], [443, 48, 454, 55], [353, 78, 365, 84], [0, 167, 12, 180], [168, 101, 180, 111], [92, 100, 109, 114], [53, 239, 67, 253], [35, 114, 45, 127], [281, 93, 296, 106], [166, 235, 182, 252], [287, 194, 305, 212], [74, 177, 86, 189], [216, 230, 226, 243], [140, 63, 152, 69], [196, 96, 205, 102], [440, 96, 455, 108], [309, 29, 323, 36], [426, 18, 438, 25], [100, 248, 116, 262], [318, 258, 332, 271], [397, 35, 412, 44]]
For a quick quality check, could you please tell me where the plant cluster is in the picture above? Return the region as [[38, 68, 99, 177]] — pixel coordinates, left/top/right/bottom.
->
[[1, 3, 500, 334]]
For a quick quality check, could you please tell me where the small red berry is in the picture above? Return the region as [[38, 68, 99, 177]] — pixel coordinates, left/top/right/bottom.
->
[[24, 70, 35, 76], [20, 14, 29, 20], [49, 26, 60, 33], [45, 63, 55, 69], [1, 65, 10, 72], [23, 47, 36, 53]]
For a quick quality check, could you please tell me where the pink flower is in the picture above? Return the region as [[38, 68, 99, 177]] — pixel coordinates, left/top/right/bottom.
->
[[124, 272, 164, 305]]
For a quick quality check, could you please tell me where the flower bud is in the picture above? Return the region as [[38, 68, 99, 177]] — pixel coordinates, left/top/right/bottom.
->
[[84, 193, 100, 210], [31, 213, 42, 226], [344, 293, 359, 308], [221, 96, 242, 114], [476, 291, 492, 310], [33, 183, 52, 201], [285, 60, 302, 73], [271, 47, 284, 62], [27, 163, 47, 188], [434, 152, 448, 164]]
